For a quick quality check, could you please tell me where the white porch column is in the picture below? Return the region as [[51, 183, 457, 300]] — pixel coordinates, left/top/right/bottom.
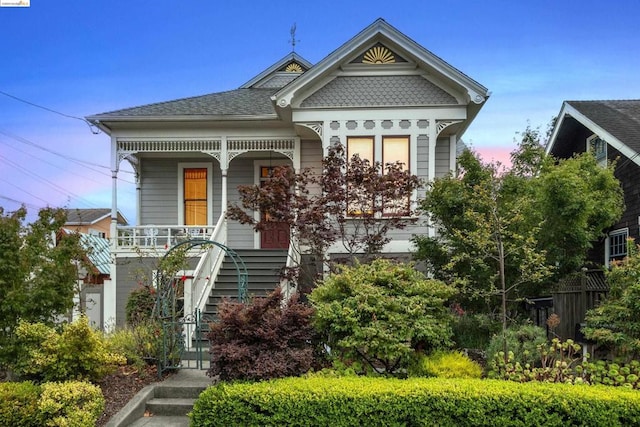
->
[[103, 277, 116, 332], [110, 136, 119, 241], [427, 120, 438, 238], [220, 136, 229, 243], [449, 134, 457, 172]]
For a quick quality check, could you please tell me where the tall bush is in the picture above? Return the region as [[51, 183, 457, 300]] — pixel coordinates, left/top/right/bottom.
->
[[308, 259, 456, 375], [207, 287, 323, 381]]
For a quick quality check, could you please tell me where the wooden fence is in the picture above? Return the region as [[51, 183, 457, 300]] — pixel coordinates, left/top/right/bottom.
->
[[550, 270, 608, 340]]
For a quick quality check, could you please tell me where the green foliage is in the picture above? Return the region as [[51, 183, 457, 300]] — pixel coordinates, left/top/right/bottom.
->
[[583, 245, 640, 358], [0, 381, 104, 427], [0, 207, 87, 367], [125, 284, 156, 325], [578, 360, 640, 389], [12, 316, 126, 383], [0, 381, 41, 426], [308, 259, 456, 375], [490, 338, 583, 383], [451, 312, 501, 349], [191, 376, 640, 426], [105, 321, 162, 368], [38, 381, 104, 427], [207, 287, 323, 381], [414, 129, 623, 320], [486, 323, 547, 368], [408, 351, 482, 379]]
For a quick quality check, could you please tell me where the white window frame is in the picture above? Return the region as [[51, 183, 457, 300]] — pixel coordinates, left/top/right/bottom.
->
[[587, 134, 607, 167], [606, 227, 629, 265], [178, 162, 213, 226]]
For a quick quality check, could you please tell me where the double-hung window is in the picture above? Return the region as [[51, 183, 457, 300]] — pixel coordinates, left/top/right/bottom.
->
[[345, 135, 410, 216], [608, 228, 629, 262]]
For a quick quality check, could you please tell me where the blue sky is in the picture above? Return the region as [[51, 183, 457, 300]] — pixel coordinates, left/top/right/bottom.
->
[[1, 1, 639, 224]]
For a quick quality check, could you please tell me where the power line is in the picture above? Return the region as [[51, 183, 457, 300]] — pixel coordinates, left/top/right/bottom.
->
[[0, 127, 135, 180], [0, 153, 101, 208], [0, 194, 42, 210], [0, 89, 100, 134]]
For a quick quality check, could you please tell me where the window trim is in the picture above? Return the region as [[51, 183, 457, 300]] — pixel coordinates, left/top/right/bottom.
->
[[587, 134, 607, 167], [178, 162, 213, 226], [607, 227, 629, 264]]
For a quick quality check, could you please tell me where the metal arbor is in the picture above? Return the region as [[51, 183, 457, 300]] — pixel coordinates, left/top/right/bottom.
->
[[155, 239, 248, 374]]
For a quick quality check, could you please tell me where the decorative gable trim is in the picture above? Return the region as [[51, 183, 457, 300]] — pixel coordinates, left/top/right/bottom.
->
[[273, 18, 489, 109], [241, 52, 312, 89]]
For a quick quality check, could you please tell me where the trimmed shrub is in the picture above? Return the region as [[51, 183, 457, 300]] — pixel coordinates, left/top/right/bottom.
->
[[39, 381, 104, 427], [0, 381, 41, 426], [409, 351, 482, 379], [486, 323, 546, 368], [12, 316, 126, 383], [207, 287, 323, 381], [191, 376, 640, 426], [309, 259, 456, 376]]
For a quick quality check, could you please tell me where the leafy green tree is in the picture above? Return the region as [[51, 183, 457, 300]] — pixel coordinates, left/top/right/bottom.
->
[[308, 259, 456, 376], [583, 244, 640, 359], [227, 144, 422, 275], [414, 126, 623, 330], [0, 206, 86, 367]]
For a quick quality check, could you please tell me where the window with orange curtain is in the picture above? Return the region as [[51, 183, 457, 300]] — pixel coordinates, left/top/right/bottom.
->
[[383, 136, 410, 216], [184, 168, 207, 225], [346, 137, 374, 216]]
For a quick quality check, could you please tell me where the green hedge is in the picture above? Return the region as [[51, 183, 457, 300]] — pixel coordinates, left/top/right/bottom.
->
[[0, 381, 104, 427], [0, 382, 41, 427], [191, 377, 640, 426]]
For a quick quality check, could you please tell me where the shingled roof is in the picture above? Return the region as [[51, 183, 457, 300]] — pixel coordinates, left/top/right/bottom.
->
[[567, 100, 640, 153], [89, 88, 280, 119]]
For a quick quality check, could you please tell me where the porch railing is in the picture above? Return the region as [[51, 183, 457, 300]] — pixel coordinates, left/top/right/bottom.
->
[[115, 225, 216, 250]]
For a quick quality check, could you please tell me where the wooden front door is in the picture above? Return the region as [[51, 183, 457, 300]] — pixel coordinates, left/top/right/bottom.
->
[[260, 166, 290, 249]]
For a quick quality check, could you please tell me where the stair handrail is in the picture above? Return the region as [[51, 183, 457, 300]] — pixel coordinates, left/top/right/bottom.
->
[[189, 213, 228, 317]]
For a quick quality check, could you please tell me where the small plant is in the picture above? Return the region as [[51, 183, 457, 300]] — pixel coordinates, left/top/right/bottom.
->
[[577, 360, 640, 389], [486, 323, 547, 368], [39, 381, 105, 427], [409, 351, 482, 379]]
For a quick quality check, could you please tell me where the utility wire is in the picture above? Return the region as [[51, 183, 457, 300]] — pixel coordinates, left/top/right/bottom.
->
[[0, 153, 101, 208], [0, 134, 136, 185], [0, 194, 42, 210], [0, 127, 135, 178], [0, 89, 100, 134], [0, 177, 51, 205]]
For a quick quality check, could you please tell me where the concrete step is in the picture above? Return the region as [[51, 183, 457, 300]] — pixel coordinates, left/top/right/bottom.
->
[[145, 398, 195, 416], [128, 415, 190, 427]]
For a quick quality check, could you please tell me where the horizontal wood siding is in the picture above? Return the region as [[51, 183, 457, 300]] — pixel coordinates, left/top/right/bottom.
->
[[140, 158, 179, 225], [227, 157, 259, 249], [416, 135, 429, 200], [301, 139, 323, 197], [435, 138, 451, 178]]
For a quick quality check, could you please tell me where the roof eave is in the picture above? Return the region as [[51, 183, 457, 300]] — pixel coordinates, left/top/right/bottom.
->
[[87, 114, 279, 122]]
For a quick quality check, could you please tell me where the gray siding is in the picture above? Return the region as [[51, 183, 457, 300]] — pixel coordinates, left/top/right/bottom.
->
[[115, 256, 199, 327], [140, 158, 179, 225], [416, 135, 429, 200], [227, 157, 257, 249], [435, 138, 451, 178]]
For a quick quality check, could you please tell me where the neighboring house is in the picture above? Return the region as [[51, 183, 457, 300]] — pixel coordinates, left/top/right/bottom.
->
[[86, 18, 490, 329], [64, 208, 128, 238], [57, 228, 113, 329], [546, 100, 640, 267], [546, 99, 640, 340]]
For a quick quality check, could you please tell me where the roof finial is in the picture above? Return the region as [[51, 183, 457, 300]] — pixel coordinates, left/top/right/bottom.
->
[[289, 23, 299, 52]]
